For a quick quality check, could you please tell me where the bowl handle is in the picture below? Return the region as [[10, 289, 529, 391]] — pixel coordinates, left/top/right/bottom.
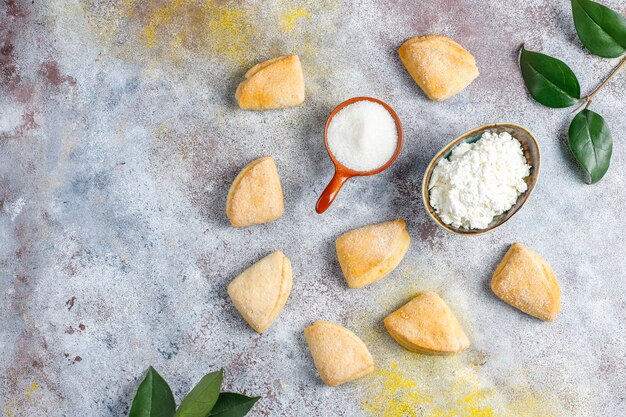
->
[[316, 170, 351, 214]]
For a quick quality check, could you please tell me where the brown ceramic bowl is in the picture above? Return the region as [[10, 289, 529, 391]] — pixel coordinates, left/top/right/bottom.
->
[[422, 123, 540, 235], [316, 97, 403, 214]]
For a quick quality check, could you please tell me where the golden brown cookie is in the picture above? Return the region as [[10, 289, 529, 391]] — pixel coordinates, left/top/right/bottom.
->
[[235, 55, 305, 110], [384, 292, 470, 354], [398, 35, 479, 101], [304, 320, 374, 386], [491, 243, 560, 321], [227, 251, 292, 333], [336, 219, 410, 288], [226, 156, 284, 228]]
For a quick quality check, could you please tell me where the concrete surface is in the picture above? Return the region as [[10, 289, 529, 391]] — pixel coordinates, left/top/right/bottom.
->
[[1, 0, 625, 416]]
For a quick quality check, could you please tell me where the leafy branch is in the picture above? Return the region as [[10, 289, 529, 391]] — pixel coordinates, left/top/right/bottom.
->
[[520, 0, 625, 184], [129, 367, 260, 417], [572, 55, 626, 112]]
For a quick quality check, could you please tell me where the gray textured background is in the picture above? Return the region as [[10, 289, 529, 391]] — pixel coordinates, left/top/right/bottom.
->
[[1, 0, 625, 416]]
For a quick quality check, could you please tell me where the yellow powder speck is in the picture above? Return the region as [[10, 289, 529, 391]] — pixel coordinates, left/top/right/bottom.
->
[[3, 382, 41, 416], [363, 360, 497, 417], [118, 0, 139, 16], [280, 7, 310, 33], [204, 5, 257, 63], [139, 0, 197, 50], [133, 0, 258, 64], [24, 382, 40, 402], [142, 25, 157, 48], [350, 300, 557, 417], [82, 0, 340, 70], [362, 364, 432, 417]]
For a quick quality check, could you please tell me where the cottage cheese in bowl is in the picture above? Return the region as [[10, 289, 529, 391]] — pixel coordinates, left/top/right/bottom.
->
[[428, 131, 531, 230]]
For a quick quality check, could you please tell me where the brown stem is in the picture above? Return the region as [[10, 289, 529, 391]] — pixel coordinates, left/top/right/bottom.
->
[[572, 55, 626, 113]]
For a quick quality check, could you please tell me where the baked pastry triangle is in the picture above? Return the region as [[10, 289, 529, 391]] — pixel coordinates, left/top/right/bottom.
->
[[304, 320, 374, 386], [335, 219, 410, 288], [227, 251, 292, 333], [384, 292, 470, 354], [226, 156, 284, 228], [398, 35, 479, 101], [491, 243, 560, 321], [235, 55, 305, 110]]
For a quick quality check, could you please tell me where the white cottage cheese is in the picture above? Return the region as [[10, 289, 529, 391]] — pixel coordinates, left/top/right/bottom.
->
[[428, 131, 531, 230]]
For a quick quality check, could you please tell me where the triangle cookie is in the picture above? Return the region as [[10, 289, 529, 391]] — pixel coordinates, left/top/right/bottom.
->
[[491, 243, 560, 321], [235, 55, 305, 110], [226, 156, 284, 228], [335, 219, 410, 288], [398, 35, 479, 101], [384, 292, 470, 354], [227, 251, 292, 333], [304, 320, 374, 386]]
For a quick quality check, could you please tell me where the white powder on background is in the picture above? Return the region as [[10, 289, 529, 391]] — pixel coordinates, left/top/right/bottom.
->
[[5, 198, 26, 221], [428, 131, 530, 230], [327, 101, 398, 172]]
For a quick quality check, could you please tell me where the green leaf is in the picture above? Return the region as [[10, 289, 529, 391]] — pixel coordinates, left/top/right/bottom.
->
[[571, 0, 626, 58], [208, 393, 260, 417], [568, 109, 613, 183], [174, 369, 223, 417], [520, 46, 581, 108], [129, 367, 176, 417]]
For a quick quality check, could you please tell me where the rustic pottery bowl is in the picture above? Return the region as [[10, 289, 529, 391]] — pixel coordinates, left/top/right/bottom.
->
[[422, 123, 540, 235], [316, 96, 403, 214]]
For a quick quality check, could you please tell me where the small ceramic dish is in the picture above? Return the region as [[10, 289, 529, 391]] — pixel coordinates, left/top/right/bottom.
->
[[316, 97, 403, 214], [422, 123, 540, 235]]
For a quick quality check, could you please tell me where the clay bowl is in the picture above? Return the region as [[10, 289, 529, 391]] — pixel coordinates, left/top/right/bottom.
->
[[422, 123, 540, 235], [316, 97, 403, 214]]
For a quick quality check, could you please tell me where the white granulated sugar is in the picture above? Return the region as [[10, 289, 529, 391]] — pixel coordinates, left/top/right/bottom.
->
[[428, 131, 531, 230], [327, 101, 398, 172]]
